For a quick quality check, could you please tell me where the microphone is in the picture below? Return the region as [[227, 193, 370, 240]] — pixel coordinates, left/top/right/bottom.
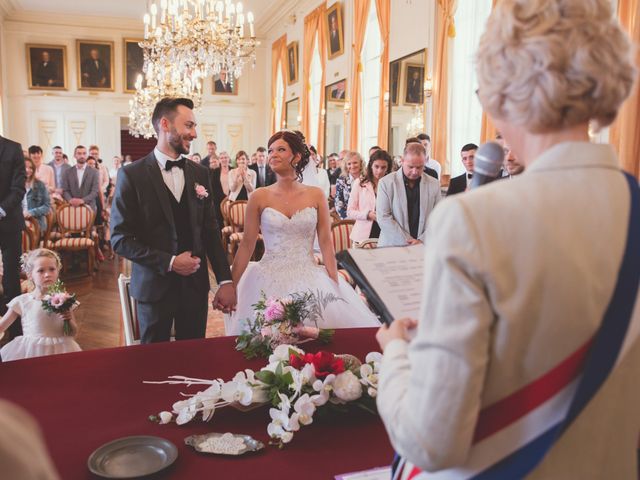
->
[[470, 141, 504, 189]]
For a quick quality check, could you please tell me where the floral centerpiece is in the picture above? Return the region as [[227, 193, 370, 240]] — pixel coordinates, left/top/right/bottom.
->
[[41, 279, 78, 336], [236, 291, 341, 359], [147, 345, 382, 446]]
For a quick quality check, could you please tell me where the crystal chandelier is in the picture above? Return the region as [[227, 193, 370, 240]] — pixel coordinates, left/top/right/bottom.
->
[[129, 0, 258, 138]]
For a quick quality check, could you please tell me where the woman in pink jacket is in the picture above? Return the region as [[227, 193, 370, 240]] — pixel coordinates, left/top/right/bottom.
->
[[347, 149, 393, 245]]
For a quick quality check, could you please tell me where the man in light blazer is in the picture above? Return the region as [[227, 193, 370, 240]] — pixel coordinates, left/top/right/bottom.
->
[[376, 142, 441, 247], [61, 145, 99, 210]]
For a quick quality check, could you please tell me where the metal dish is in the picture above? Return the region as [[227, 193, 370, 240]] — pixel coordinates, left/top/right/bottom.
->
[[87, 435, 178, 478], [185, 432, 264, 456]]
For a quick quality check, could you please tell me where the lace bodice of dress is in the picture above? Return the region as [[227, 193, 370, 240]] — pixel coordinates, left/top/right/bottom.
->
[[259, 207, 318, 270]]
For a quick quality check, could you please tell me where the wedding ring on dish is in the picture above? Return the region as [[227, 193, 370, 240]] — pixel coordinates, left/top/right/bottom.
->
[[185, 432, 265, 455]]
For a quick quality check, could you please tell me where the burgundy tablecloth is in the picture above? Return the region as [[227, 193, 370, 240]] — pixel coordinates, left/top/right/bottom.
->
[[0, 328, 393, 479]]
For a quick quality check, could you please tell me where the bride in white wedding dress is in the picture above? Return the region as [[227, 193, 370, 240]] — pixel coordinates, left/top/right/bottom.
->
[[225, 130, 380, 335]]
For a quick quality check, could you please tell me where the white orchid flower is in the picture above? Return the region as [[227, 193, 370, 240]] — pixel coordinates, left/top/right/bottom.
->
[[221, 381, 253, 406], [268, 344, 303, 364], [158, 411, 173, 424], [359, 364, 379, 392], [365, 351, 383, 365], [293, 394, 316, 426], [311, 374, 336, 406]]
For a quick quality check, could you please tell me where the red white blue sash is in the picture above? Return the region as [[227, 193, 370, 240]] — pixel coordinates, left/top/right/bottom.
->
[[393, 172, 640, 480]]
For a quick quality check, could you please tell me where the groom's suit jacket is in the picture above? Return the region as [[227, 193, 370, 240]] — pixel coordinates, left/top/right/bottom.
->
[[110, 152, 231, 303]]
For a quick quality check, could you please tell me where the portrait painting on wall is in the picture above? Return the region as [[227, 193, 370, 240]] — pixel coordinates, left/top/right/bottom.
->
[[325, 3, 344, 59], [404, 63, 424, 105], [286, 41, 299, 85], [77, 40, 114, 91], [212, 70, 238, 95], [124, 39, 145, 93], [327, 79, 346, 102], [390, 62, 400, 106], [26, 44, 67, 90]]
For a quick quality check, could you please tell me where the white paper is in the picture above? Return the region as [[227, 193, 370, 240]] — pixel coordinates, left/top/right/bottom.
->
[[335, 466, 392, 480], [348, 244, 424, 320]]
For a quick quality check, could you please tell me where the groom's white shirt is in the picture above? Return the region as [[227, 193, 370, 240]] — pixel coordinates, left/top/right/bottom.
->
[[154, 147, 185, 201]]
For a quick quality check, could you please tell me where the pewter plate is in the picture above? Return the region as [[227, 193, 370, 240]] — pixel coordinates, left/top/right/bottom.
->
[[87, 435, 178, 478], [185, 432, 265, 456]]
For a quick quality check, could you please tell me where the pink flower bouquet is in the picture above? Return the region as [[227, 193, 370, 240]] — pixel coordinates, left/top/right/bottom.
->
[[41, 280, 78, 336]]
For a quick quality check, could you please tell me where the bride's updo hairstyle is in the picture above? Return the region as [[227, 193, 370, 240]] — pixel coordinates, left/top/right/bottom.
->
[[267, 130, 311, 181]]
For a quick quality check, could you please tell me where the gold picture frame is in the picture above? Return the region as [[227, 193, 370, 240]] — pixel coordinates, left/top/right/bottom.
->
[[212, 71, 238, 95], [77, 40, 115, 91], [286, 41, 299, 85], [26, 44, 68, 90], [326, 79, 346, 103], [123, 38, 145, 93], [325, 2, 344, 60], [404, 63, 425, 106]]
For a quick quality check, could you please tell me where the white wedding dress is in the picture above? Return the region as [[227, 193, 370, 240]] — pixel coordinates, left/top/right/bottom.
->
[[225, 206, 380, 335]]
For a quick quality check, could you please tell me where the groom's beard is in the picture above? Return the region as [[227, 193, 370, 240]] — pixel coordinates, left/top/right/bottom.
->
[[168, 128, 191, 156]]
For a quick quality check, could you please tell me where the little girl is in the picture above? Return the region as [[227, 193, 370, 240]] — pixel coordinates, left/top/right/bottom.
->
[[0, 248, 81, 361]]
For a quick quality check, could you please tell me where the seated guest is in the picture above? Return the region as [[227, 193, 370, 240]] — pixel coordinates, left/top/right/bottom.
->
[[190, 153, 202, 163], [211, 151, 232, 198], [249, 146, 275, 188], [326, 153, 342, 185], [335, 151, 364, 219], [23, 157, 50, 233], [376, 1, 640, 478], [503, 142, 525, 178], [88, 145, 110, 198], [209, 154, 220, 169], [200, 140, 217, 168], [446, 143, 477, 195], [369, 145, 381, 158], [347, 149, 393, 245], [109, 155, 121, 181], [28, 145, 55, 193], [406, 137, 438, 180], [417, 133, 441, 179], [47, 146, 70, 197], [301, 145, 331, 199], [376, 142, 441, 247], [61, 145, 99, 210], [228, 150, 256, 201]]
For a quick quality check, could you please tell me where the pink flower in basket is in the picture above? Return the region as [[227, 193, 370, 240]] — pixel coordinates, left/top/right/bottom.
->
[[264, 298, 285, 322], [194, 183, 209, 199]]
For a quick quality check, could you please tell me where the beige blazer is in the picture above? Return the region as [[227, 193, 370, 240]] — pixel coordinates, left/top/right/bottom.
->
[[228, 168, 257, 201], [376, 169, 441, 247], [377, 142, 640, 478]]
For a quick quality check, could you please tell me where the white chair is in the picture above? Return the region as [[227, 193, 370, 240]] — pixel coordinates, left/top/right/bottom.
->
[[117, 274, 140, 345]]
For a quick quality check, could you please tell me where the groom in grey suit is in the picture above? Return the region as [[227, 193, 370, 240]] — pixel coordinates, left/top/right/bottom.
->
[[61, 145, 99, 210], [376, 142, 441, 247]]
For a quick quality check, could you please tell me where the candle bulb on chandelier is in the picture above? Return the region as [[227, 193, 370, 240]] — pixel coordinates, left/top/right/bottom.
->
[[143, 13, 150, 39], [216, 1, 224, 23], [150, 3, 157, 29], [160, 0, 167, 24], [247, 11, 254, 37]]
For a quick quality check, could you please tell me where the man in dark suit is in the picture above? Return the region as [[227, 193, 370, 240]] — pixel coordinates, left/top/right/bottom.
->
[[0, 135, 25, 336], [200, 140, 217, 168], [111, 97, 236, 343], [249, 147, 275, 188], [214, 71, 233, 93], [329, 13, 341, 54], [33, 50, 59, 87], [61, 145, 100, 210], [447, 143, 477, 196], [406, 69, 422, 104], [81, 48, 109, 88]]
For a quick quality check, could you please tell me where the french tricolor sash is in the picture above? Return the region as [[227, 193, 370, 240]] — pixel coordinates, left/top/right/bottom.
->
[[392, 172, 640, 480]]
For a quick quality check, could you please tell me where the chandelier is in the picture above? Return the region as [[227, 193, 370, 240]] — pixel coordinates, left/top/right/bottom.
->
[[129, 0, 258, 138]]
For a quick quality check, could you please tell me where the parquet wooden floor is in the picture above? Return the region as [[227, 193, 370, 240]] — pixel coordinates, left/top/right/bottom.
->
[[63, 256, 226, 351]]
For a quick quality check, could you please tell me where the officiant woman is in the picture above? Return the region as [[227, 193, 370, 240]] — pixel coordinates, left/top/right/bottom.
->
[[375, 0, 640, 478]]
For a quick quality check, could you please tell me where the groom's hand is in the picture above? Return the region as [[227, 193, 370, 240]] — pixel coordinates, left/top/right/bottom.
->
[[171, 251, 200, 276], [212, 283, 237, 313]]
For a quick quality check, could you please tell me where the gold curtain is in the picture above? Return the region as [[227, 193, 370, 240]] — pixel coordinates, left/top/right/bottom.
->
[[609, 0, 640, 178], [301, 4, 325, 144], [316, 4, 328, 155], [349, 0, 371, 150], [375, 0, 391, 150], [431, 0, 457, 169], [270, 35, 287, 134], [479, 0, 499, 143]]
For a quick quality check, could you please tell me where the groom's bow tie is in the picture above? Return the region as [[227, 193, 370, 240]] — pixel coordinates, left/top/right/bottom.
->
[[165, 157, 186, 171]]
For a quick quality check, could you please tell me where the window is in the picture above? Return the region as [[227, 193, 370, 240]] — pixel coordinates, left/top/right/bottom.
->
[[309, 33, 323, 148], [360, 1, 382, 158], [448, 0, 492, 176], [275, 61, 285, 130]]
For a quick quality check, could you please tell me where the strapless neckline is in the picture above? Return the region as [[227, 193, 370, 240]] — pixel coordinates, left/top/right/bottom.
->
[[263, 206, 316, 220]]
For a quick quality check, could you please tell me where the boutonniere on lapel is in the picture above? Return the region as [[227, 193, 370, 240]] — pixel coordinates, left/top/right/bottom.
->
[[194, 183, 209, 200]]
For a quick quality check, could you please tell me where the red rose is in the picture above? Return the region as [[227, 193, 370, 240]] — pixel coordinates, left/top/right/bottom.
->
[[311, 351, 345, 379], [289, 352, 315, 370]]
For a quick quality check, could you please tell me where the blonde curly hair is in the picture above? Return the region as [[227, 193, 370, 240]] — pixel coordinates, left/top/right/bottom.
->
[[476, 0, 636, 132], [21, 248, 62, 275]]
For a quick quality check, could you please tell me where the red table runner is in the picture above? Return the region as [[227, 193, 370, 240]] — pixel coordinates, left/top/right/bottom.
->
[[0, 328, 393, 479]]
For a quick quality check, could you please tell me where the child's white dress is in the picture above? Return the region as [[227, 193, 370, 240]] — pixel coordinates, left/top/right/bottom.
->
[[1, 293, 81, 361]]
